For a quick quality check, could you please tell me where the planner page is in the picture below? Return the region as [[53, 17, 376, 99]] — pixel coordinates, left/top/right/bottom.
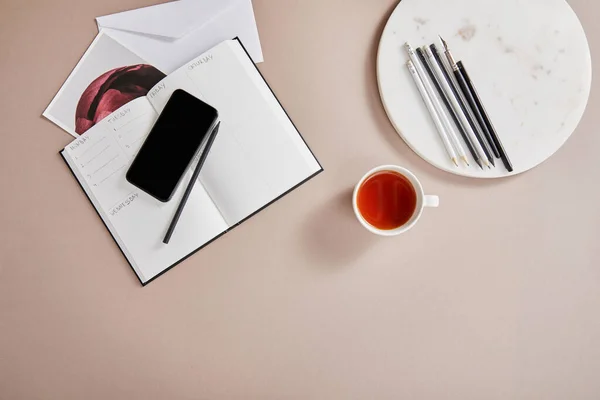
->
[[63, 98, 228, 283], [146, 39, 321, 225]]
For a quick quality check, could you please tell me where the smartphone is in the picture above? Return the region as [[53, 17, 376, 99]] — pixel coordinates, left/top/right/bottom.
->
[[126, 89, 218, 202]]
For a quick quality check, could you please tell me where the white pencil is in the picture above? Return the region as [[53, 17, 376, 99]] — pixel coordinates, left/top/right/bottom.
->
[[407, 60, 458, 167], [422, 46, 470, 166], [406, 43, 460, 167]]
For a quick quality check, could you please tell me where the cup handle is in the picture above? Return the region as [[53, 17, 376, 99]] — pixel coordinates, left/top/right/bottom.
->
[[424, 195, 439, 208]]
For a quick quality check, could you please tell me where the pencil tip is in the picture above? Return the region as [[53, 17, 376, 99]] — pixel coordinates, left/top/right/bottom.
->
[[452, 158, 459, 167], [461, 156, 470, 167]]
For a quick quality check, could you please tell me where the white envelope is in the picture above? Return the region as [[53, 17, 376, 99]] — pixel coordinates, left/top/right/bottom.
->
[[96, 0, 263, 74]]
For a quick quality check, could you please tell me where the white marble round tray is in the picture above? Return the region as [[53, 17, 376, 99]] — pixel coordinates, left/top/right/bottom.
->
[[377, 0, 592, 178]]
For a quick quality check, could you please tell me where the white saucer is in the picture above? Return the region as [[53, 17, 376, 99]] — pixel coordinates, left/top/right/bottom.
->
[[377, 0, 592, 178]]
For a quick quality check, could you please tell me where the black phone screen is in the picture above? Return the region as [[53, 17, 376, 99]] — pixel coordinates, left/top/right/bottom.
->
[[126, 89, 218, 202]]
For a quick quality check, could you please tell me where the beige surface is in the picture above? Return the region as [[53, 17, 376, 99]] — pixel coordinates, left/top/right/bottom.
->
[[0, 0, 599, 398]]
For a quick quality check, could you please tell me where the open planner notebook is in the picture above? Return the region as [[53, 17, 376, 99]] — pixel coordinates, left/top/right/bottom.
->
[[60, 39, 322, 285]]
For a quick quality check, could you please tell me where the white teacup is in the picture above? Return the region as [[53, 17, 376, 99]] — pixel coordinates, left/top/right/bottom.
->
[[353, 165, 439, 236]]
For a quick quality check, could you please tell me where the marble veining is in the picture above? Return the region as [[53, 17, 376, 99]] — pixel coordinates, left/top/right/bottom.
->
[[377, 0, 592, 178], [457, 23, 477, 41]]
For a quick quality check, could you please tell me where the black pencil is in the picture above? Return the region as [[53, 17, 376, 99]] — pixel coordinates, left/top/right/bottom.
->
[[451, 64, 496, 166], [427, 44, 483, 169], [439, 36, 496, 167], [456, 62, 500, 159], [457, 61, 513, 172], [416, 47, 480, 169], [163, 122, 221, 244]]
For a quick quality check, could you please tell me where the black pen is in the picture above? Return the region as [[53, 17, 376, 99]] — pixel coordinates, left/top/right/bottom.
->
[[439, 36, 496, 167], [457, 61, 513, 172], [163, 122, 221, 244]]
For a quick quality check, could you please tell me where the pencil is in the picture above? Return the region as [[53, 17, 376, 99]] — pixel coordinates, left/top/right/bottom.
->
[[427, 44, 482, 169], [407, 60, 458, 167], [416, 47, 470, 167], [455, 61, 500, 158], [421, 43, 491, 168], [163, 122, 221, 244], [439, 36, 496, 167], [405, 44, 460, 166], [457, 61, 513, 172]]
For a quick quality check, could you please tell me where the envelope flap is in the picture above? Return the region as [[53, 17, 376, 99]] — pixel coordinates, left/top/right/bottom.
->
[[96, 0, 238, 40]]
